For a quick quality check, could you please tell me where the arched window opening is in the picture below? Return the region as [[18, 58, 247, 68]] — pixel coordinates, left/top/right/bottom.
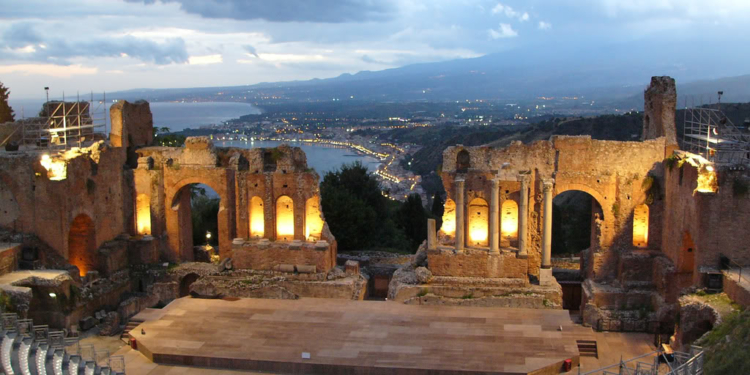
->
[[249, 196, 265, 239], [69, 214, 97, 277], [633, 204, 649, 248], [276, 196, 294, 241], [136, 193, 151, 235], [305, 196, 324, 241], [441, 198, 456, 236], [468, 198, 488, 247], [456, 150, 470, 173], [501, 200, 519, 246]]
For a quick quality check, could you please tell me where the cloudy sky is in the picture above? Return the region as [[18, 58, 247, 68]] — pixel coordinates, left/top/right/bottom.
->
[[1, 0, 749, 99]]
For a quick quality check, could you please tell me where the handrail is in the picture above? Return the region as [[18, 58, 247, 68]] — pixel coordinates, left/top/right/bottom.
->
[[581, 350, 659, 374]]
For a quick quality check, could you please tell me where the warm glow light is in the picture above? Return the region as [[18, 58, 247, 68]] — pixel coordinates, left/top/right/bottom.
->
[[633, 204, 649, 248], [501, 200, 519, 244], [136, 194, 151, 235], [250, 196, 265, 238], [441, 199, 456, 236], [40, 154, 67, 180], [468, 198, 489, 247], [305, 196, 323, 241], [276, 196, 295, 241], [696, 167, 718, 193], [206, 232, 212, 239]]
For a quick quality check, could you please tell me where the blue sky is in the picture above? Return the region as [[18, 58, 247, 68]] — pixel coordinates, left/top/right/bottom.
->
[[1, 0, 749, 98]]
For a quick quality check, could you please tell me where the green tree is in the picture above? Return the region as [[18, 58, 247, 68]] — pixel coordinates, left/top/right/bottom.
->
[[430, 191, 444, 231], [191, 191, 219, 246], [321, 162, 409, 252], [396, 194, 430, 250], [0, 82, 15, 123]]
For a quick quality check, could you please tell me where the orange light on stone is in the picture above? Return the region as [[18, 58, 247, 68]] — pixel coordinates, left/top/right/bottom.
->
[[305, 196, 323, 241], [136, 194, 151, 235], [633, 204, 649, 247], [500, 200, 518, 242], [276, 196, 294, 241], [695, 166, 718, 193], [468, 198, 488, 247], [441, 199, 456, 236], [250, 196, 265, 238]]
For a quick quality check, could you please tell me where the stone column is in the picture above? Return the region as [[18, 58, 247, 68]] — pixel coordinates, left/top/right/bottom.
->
[[541, 179, 554, 269], [518, 174, 529, 258], [489, 178, 500, 254], [455, 178, 465, 252], [427, 218, 437, 250]]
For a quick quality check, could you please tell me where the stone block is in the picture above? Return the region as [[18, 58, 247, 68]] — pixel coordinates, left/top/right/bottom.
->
[[296, 265, 317, 274], [344, 260, 360, 275], [79, 316, 97, 331], [232, 238, 246, 245], [289, 240, 303, 250], [276, 264, 295, 273], [314, 241, 329, 251]]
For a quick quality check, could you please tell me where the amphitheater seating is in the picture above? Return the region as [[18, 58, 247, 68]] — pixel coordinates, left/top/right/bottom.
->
[[0, 313, 125, 374]]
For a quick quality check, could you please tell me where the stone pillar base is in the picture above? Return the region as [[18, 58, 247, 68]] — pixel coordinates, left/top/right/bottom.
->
[[539, 268, 554, 286]]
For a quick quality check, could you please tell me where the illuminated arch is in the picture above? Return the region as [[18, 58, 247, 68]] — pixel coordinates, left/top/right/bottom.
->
[[249, 196, 265, 239], [276, 195, 294, 241], [501, 200, 519, 244], [632, 204, 649, 247], [305, 196, 323, 241], [468, 197, 489, 247], [136, 193, 151, 235], [441, 198, 456, 236]]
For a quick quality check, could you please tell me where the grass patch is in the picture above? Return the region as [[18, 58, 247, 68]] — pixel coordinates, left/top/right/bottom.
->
[[417, 288, 428, 297], [698, 309, 750, 375], [461, 293, 474, 299]]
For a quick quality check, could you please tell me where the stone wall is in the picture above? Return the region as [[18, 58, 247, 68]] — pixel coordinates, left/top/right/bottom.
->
[[662, 162, 750, 288], [0, 244, 19, 275], [230, 239, 336, 273], [723, 272, 750, 308], [427, 248, 528, 279]]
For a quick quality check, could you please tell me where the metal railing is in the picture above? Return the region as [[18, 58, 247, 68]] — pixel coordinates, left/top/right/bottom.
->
[[581, 346, 704, 375]]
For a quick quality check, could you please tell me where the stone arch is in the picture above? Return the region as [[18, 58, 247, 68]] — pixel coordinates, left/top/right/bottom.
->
[[0, 179, 20, 229], [500, 199, 519, 246], [441, 198, 456, 236], [179, 273, 200, 297], [468, 197, 489, 247], [551, 188, 606, 255], [456, 149, 470, 173], [249, 196, 264, 239], [68, 214, 97, 277], [554, 183, 612, 248], [632, 204, 649, 248], [305, 196, 323, 241], [135, 193, 151, 235], [276, 195, 294, 241], [167, 177, 228, 262]]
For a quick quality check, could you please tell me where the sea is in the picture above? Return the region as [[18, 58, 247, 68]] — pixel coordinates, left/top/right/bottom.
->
[[8, 99, 379, 176]]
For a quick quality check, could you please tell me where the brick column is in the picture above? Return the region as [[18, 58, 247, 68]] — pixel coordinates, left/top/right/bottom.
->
[[541, 179, 554, 269], [455, 178, 465, 252], [489, 178, 500, 254], [518, 174, 529, 258]]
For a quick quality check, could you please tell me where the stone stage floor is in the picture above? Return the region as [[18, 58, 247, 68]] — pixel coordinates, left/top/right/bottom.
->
[[132, 297, 594, 374]]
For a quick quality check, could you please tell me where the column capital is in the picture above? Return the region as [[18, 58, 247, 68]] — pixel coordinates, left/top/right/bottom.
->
[[454, 177, 465, 184], [542, 178, 554, 192], [517, 173, 531, 184]]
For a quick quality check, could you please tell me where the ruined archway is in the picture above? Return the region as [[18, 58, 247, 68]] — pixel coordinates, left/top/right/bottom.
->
[[68, 214, 97, 277], [249, 196, 264, 239], [170, 183, 221, 261], [552, 190, 605, 255], [468, 197, 488, 247], [441, 198, 456, 237], [633, 204, 649, 248], [305, 196, 323, 241], [0, 180, 20, 229], [179, 273, 200, 297], [500, 200, 518, 247], [276, 195, 294, 241]]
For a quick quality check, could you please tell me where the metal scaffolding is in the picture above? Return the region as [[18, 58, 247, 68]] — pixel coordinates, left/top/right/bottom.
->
[[682, 95, 750, 165], [20, 92, 107, 150]]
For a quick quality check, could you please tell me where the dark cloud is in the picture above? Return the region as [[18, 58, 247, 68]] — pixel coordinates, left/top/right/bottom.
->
[[126, 0, 394, 23], [1, 23, 189, 65], [2, 23, 43, 48], [243, 44, 259, 57]]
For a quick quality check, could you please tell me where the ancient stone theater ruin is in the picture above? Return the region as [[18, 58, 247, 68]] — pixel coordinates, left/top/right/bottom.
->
[[0, 76, 747, 374]]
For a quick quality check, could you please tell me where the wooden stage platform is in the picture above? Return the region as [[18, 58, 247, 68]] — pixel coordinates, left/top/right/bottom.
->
[[132, 297, 592, 374]]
